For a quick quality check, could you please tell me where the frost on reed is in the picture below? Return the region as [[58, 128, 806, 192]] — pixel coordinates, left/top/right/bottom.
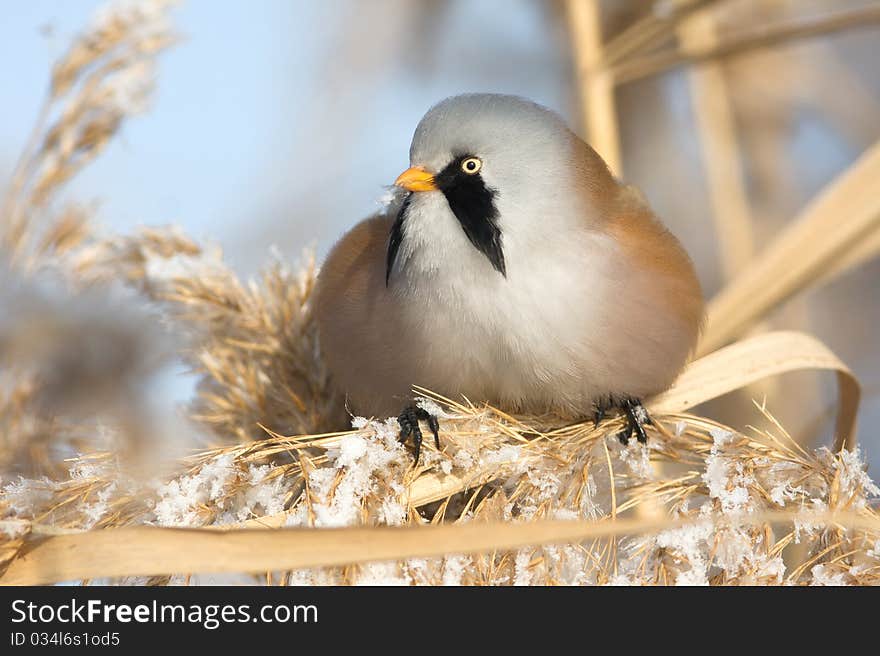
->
[[2, 391, 879, 585], [1, 0, 879, 586]]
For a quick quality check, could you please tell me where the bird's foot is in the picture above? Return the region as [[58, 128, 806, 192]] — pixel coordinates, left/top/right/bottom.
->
[[593, 395, 614, 427], [614, 398, 652, 445], [398, 404, 441, 464]]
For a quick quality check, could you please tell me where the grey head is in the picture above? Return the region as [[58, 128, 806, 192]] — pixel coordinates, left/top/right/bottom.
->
[[387, 93, 609, 285]]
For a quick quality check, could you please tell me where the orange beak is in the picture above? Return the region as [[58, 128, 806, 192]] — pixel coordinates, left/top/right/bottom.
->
[[394, 166, 437, 192]]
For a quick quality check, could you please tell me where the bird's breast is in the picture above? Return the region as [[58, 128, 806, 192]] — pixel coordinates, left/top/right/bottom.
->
[[391, 222, 620, 406]]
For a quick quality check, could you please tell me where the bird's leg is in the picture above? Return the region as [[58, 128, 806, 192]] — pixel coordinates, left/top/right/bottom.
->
[[593, 394, 613, 427], [606, 396, 652, 444], [615, 421, 634, 445], [397, 404, 441, 464], [619, 397, 651, 444]]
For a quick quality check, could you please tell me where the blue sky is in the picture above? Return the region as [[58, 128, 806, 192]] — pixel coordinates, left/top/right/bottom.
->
[[1, 1, 572, 272]]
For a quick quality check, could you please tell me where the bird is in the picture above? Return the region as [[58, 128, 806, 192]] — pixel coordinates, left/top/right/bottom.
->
[[313, 93, 704, 462]]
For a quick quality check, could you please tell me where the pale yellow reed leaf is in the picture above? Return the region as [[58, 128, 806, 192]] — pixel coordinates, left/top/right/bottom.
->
[[4, 511, 877, 586], [651, 331, 858, 451], [820, 227, 880, 285], [700, 140, 880, 355]]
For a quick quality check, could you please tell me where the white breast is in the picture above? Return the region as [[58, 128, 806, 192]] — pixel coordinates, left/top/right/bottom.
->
[[390, 192, 622, 414]]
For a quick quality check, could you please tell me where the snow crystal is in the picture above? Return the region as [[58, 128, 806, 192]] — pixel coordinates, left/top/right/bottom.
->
[[403, 558, 434, 585], [655, 522, 713, 585], [70, 460, 111, 480], [442, 555, 470, 586], [831, 447, 880, 508], [513, 550, 533, 586], [483, 445, 522, 465], [766, 461, 806, 506], [308, 421, 408, 528], [452, 448, 475, 470], [618, 441, 653, 479], [631, 404, 650, 425], [335, 434, 369, 467], [578, 473, 602, 519], [1, 519, 29, 539], [414, 396, 454, 419], [2, 477, 56, 516], [282, 504, 310, 528], [709, 427, 734, 446], [710, 525, 784, 583], [525, 469, 561, 503], [606, 573, 636, 586], [81, 482, 118, 529], [350, 416, 370, 430], [674, 567, 710, 586], [849, 563, 870, 577], [557, 545, 590, 585], [238, 465, 287, 520], [355, 562, 410, 586], [152, 453, 237, 526], [377, 482, 407, 526], [702, 433, 754, 514], [810, 564, 848, 586]]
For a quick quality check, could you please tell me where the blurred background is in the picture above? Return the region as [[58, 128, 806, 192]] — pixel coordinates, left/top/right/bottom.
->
[[1, 0, 879, 474]]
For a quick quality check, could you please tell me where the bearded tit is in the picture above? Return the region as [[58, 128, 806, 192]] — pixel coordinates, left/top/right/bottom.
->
[[314, 93, 704, 461]]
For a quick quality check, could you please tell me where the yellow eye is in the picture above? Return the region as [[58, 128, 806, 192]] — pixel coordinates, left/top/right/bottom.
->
[[461, 157, 482, 175]]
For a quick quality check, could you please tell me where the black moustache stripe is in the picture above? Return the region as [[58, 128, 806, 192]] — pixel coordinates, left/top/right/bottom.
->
[[385, 155, 505, 286], [385, 192, 411, 286], [435, 158, 505, 277]]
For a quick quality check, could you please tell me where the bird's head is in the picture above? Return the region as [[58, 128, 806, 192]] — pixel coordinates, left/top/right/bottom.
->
[[388, 93, 614, 286]]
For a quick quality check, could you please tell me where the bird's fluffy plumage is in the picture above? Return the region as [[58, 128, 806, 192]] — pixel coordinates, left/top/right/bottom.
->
[[314, 94, 703, 418]]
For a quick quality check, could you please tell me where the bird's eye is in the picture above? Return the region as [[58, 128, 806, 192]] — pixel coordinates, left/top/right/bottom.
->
[[461, 157, 482, 175]]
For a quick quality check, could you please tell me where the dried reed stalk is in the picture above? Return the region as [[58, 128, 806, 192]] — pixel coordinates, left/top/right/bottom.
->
[[679, 8, 754, 280], [5, 510, 878, 586], [822, 227, 880, 285], [602, 0, 725, 66], [614, 4, 880, 85], [564, 0, 622, 175]]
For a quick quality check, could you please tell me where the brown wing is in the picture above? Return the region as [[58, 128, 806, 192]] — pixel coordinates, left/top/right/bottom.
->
[[312, 212, 413, 415], [604, 184, 705, 354]]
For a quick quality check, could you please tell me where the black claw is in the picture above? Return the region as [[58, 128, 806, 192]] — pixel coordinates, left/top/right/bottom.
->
[[599, 396, 652, 445], [615, 423, 634, 445], [426, 414, 441, 449], [594, 395, 611, 427], [398, 404, 441, 463], [622, 398, 651, 444]]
